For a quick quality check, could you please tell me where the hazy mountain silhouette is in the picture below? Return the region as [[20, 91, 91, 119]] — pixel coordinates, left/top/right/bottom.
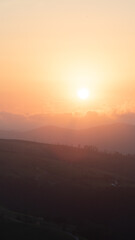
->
[[0, 111, 113, 130], [0, 123, 135, 153]]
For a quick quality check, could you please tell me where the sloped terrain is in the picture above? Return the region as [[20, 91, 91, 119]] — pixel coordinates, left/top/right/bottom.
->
[[0, 139, 135, 239]]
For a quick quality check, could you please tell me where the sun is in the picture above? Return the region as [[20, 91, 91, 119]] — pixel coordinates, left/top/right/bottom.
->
[[77, 88, 89, 100]]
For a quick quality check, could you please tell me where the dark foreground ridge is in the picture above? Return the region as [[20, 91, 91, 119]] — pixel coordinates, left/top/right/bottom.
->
[[0, 139, 135, 239], [0, 206, 79, 240]]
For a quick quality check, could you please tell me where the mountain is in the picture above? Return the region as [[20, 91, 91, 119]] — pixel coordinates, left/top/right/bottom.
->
[[0, 123, 135, 153]]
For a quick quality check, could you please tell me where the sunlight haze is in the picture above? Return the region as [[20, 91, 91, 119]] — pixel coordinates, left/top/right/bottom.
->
[[0, 0, 135, 114]]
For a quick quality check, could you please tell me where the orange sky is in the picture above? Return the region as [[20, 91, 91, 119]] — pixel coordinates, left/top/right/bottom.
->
[[0, 0, 135, 114]]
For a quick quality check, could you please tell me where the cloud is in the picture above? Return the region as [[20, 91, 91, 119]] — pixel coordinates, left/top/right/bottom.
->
[[1, 110, 135, 131], [0, 112, 36, 131], [116, 112, 135, 125]]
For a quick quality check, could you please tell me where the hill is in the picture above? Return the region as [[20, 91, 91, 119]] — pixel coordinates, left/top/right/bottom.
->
[[0, 140, 135, 239], [1, 123, 135, 153]]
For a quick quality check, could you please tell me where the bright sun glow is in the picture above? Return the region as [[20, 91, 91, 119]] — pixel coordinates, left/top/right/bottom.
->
[[77, 88, 90, 100]]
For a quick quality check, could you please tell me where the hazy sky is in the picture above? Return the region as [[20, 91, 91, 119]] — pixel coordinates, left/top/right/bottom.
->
[[0, 0, 135, 114]]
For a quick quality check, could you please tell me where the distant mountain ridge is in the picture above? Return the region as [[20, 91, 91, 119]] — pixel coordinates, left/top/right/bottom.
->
[[0, 123, 135, 154]]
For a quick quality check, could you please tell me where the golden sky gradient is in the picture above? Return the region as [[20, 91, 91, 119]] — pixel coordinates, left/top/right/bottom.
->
[[0, 0, 135, 114]]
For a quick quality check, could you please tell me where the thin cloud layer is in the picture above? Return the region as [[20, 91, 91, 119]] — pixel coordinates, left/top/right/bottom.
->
[[0, 111, 135, 131]]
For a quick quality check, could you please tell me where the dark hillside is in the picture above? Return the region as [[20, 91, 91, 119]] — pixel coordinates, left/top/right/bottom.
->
[[0, 139, 135, 239], [1, 123, 135, 153]]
